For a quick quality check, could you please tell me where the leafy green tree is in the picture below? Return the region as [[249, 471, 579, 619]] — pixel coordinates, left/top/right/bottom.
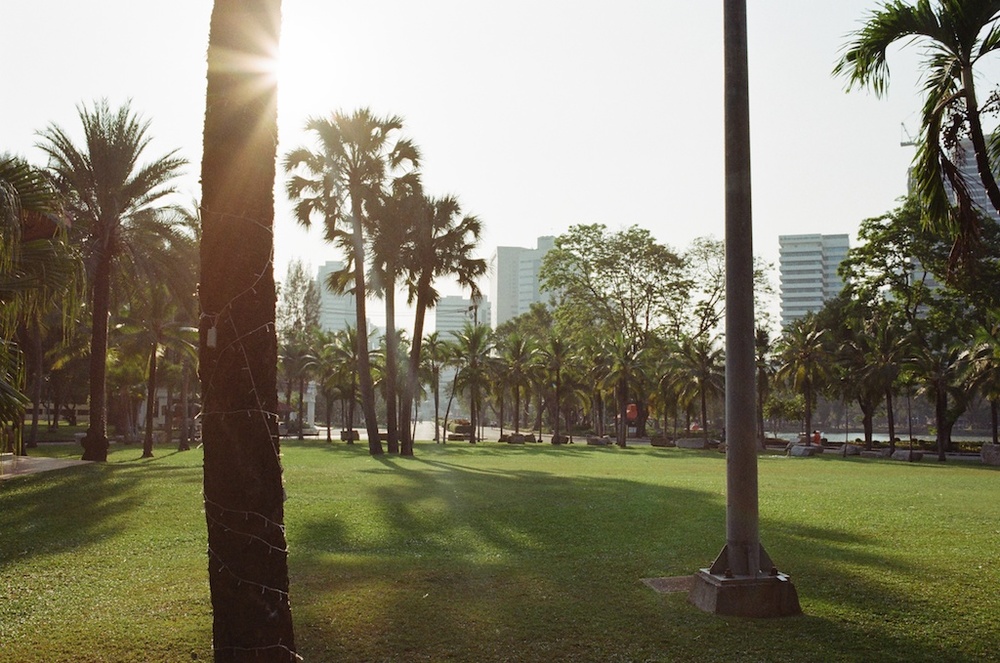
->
[[38, 100, 185, 461], [542, 224, 689, 343], [683, 235, 774, 338], [835, 0, 1000, 260], [284, 108, 419, 455]]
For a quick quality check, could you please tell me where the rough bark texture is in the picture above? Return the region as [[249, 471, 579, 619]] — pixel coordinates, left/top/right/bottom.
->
[[199, 1, 296, 660]]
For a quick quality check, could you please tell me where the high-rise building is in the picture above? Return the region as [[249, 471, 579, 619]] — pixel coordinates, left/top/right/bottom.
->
[[778, 234, 849, 328], [316, 260, 357, 332], [434, 295, 490, 339], [489, 236, 555, 328]]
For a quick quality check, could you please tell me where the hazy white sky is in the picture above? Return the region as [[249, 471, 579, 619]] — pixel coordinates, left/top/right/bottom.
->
[[3, 1, 933, 301]]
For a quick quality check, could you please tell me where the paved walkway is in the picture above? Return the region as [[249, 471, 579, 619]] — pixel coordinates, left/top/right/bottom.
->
[[0, 453, 91, 480]]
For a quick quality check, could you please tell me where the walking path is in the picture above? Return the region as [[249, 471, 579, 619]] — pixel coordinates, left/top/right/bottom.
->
[[0, 452, 91, 480]]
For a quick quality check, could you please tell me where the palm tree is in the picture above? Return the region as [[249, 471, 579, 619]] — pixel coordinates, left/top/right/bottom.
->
[[1, 156, 81, 444], [38, 100, 185, 462], [398, 195, 486, 454], [775, 316, 830, 441], [498, 332, 536, 435], [602, 333, 644, 448], [369, 176, 421, 452], [420, 331, 447, 442], [451, 322, 492, 443], [199, 0, 296, 657], [835, 1, 1000, 258], [755, 327, 775, 446], [284, 108, 420, 455], [118, 284, 197, 457], [913, 336, 972, 461], [540, 336, 574, 443], [678, 335, 725, 443], [969, 312, 1000, 445]]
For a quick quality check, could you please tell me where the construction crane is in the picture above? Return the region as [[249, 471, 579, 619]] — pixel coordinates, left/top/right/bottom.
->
[[900, 123, 918, 147]]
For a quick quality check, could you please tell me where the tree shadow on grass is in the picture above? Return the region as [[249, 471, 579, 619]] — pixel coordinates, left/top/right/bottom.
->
[[0, 463, 145, 570], [283, 444, 989, 662]]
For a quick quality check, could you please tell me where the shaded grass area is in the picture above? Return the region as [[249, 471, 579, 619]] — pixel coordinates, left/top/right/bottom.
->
[[1, 441, 998, 661]]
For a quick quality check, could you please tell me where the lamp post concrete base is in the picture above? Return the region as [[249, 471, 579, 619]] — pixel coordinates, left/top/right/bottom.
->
[[689, 568, 801, 618]]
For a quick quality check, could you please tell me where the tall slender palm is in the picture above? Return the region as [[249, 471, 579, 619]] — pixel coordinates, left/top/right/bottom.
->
[[284, 108, 419, 455], [369, 175, 421, 452], [835, 1, 1000, 258], [755, 327, 775, 446], [679, 335, 725, 443], [119, 284, 197, 457], [540, 336, 574, 443], [420, 331, 447, 442], [399, 195, 486, 454], [775, 316, 830, 440], [451, 322, 492, 443], [498, 332, 536, 435], [602, 333, 644, 448], [38, 100, 185, 461]]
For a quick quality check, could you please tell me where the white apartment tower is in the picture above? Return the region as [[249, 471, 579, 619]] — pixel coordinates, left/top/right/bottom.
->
[[316, 260, 357, 332], [435, 295, 491, 339], [778, 234, 849, 328], [489, 236, 555, 328]]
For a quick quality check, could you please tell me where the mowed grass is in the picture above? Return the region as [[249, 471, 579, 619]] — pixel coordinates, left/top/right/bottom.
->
[[1, 441, 998, 662]]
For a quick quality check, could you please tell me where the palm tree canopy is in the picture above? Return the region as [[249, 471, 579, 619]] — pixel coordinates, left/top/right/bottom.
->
[[37, 99, 186, 252], [834, 0, 1000, 260]]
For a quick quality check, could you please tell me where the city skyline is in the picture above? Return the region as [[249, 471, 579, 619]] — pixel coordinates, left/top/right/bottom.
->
[[3, 1, 940, 298]]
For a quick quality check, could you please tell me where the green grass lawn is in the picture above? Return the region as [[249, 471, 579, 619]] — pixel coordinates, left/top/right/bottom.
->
[[1, 441, 997, 662]]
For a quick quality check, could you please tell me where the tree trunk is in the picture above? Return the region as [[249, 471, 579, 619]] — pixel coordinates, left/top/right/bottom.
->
[[961, 66, 1000, 217], [992, 399, 998, 446], [178, 362, 191, 451], [199, 1, 296, 659], [297, 375, 305, 440], [348, 198, 382, 455], [383, 285, 399, 454], [142, 340, 158, 458], [617, 377, 628, 448], [935, 387, 948, 462], [885, 388, 896, 455], [82, 250, 112, 461], [400, 276, 432, 455]]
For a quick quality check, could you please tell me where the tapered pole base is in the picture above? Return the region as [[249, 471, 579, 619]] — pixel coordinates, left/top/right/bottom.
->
[[688, 544, 801, 618]]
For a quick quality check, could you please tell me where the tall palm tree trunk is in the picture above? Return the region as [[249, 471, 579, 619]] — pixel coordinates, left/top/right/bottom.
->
[[349, 206, 382, 455], [82, 251, 112, 461], [384, 287, 399, 454], [199, 1, 296, 658], [399, 277, 431, 454], [142, 340, 158, 458], [961, 66, 1000, 216], [27, 323, 43, 449]]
